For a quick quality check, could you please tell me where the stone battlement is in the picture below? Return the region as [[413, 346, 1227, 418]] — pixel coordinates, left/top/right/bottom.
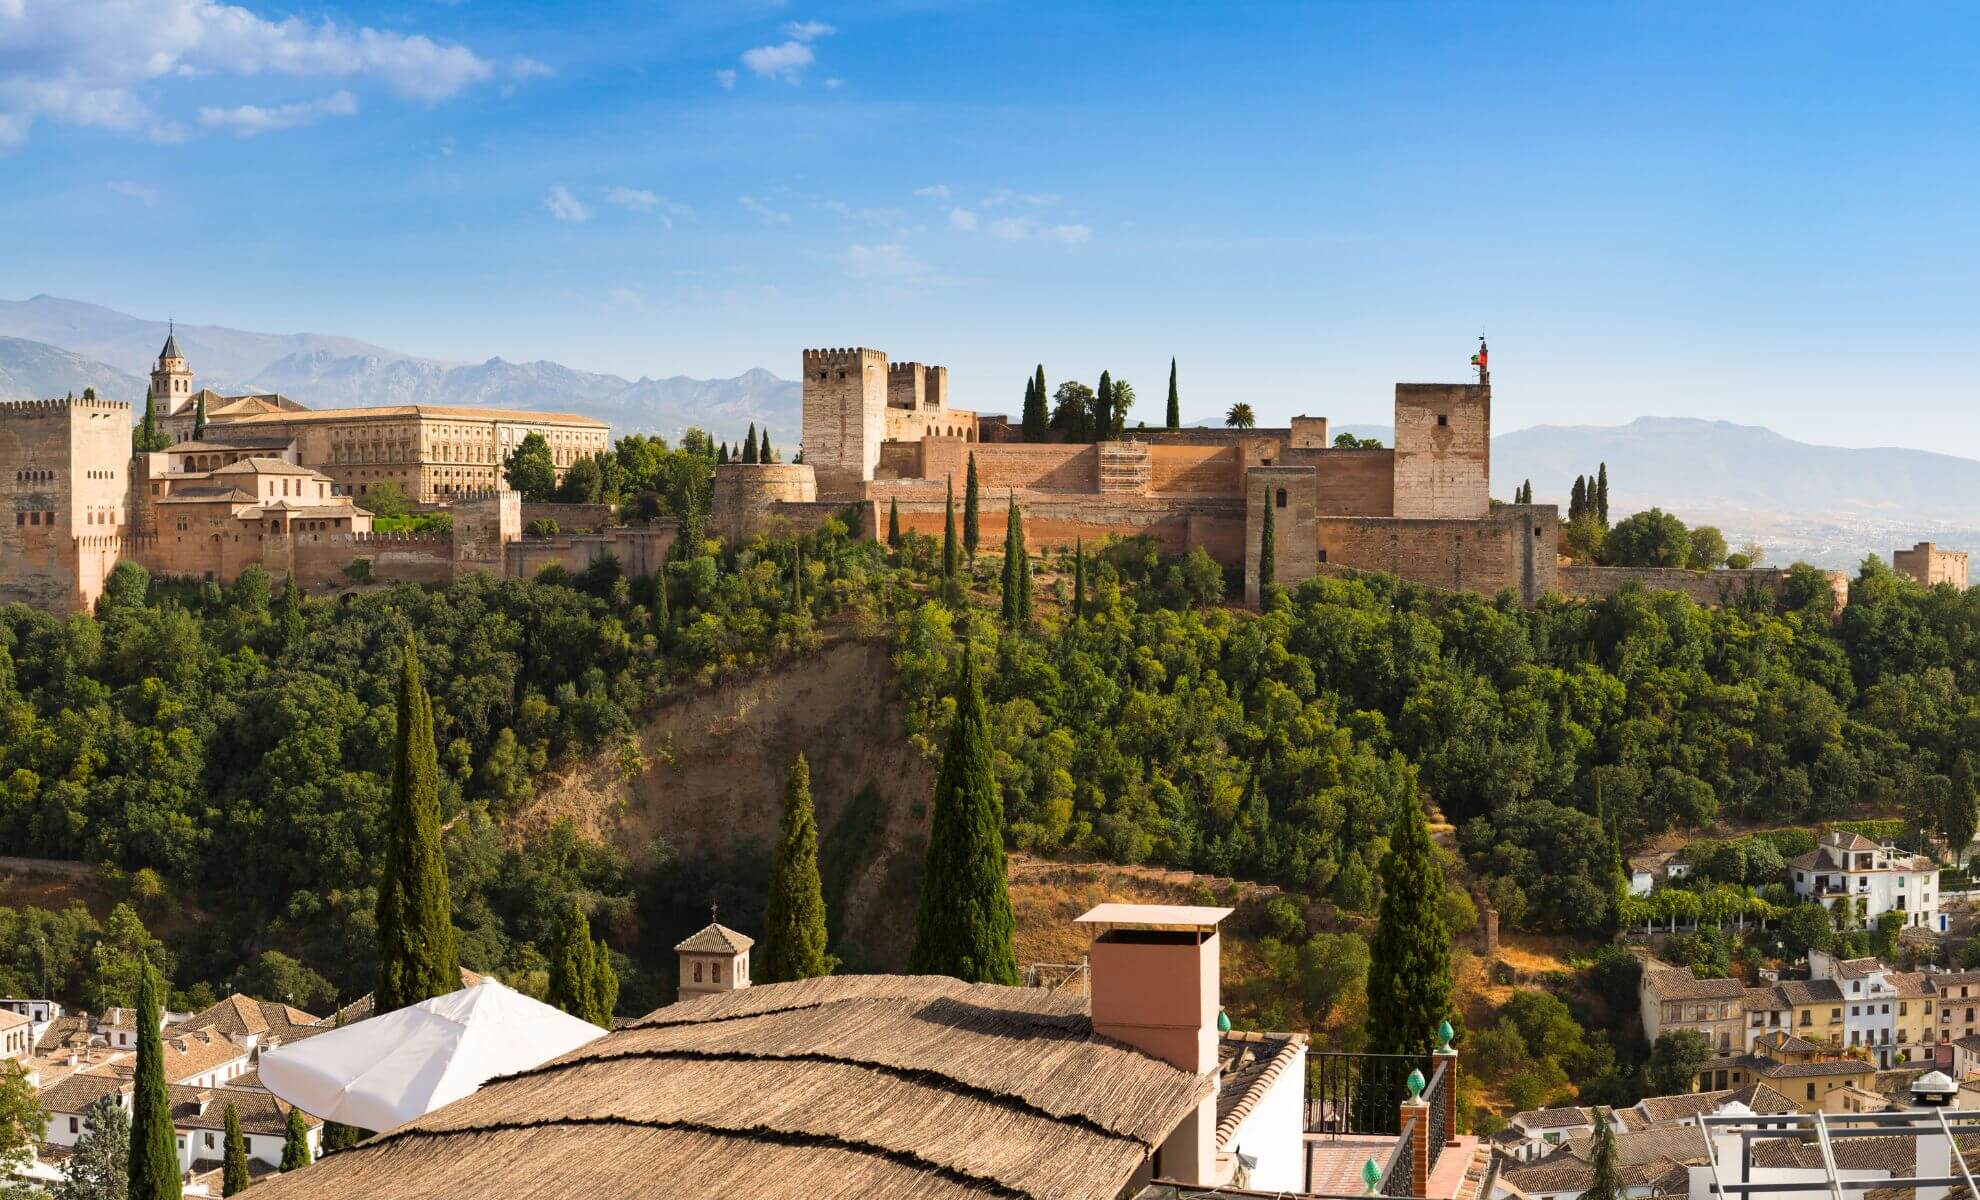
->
[[0, 397, 132, 414], [802, 347, 888, 367]]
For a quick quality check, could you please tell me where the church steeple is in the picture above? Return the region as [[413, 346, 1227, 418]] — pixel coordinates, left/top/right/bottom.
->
[[150, 322, 193, 419]]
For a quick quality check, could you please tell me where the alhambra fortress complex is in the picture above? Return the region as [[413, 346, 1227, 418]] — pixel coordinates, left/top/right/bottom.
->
[[1, 335, 1965, 612]]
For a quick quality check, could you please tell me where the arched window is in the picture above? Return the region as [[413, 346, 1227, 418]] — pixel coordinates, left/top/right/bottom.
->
[[693, 962, 703, 982], [1275, 488, 1287, 509], [712, 962, 722, 983]]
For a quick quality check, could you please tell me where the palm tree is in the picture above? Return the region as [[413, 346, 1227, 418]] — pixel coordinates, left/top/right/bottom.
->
[[1224, 402, 1256, 429]]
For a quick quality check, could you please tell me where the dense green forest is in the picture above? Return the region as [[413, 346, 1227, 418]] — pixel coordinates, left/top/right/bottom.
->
[[0, 487, 1974, 1024]]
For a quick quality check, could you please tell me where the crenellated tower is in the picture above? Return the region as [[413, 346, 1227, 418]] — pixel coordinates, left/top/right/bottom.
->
[[801, 347, 888, 500]]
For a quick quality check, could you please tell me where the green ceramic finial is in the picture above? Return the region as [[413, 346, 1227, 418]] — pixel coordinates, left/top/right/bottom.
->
[[1437, 1019, 1455, 1053], [1217, 1009, 1232, 1033], [1363, 1157, 1384, 1194], [1406, 1067, 1426, 1100]]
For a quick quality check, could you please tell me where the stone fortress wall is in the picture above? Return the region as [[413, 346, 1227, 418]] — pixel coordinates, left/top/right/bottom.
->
[[733, 343, 1877, 611], [1892, 541, 1968, 591]]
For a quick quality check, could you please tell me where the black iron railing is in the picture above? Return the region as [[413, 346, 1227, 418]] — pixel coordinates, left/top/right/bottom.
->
[[1424, 1059, 1450, 1154], [1381, 1116, 1417, 1198], [1305, 1051, 1429, 1136]]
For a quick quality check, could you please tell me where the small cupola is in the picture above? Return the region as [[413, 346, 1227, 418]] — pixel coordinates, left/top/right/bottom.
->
[[674, 907, 754, 1000]]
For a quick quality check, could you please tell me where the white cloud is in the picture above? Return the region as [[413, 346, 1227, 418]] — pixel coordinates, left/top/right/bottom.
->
[[741, 40, 813, 82], [510, 57, 554, 80], [0, 0, 495, 146], [844, 242, 928, 280], [605, 186, 694, 227], [106, 179, 157, 206], [823, 77, 842, 89], [714, 68, 737, 89], [986, 214, 1092, 244], [198, 89, 355, 135], [947, 208, 977, 232], [913, 184, 951, 200], [545, 184, 591, 222], [739, 194, 790, 224], [782, 20, 835, 42], [981, 187, 1059, 209], [822, 199, 905, 227]]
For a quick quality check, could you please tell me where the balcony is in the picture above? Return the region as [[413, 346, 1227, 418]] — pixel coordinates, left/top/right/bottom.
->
[[1300, 1046, 1477, 1199]]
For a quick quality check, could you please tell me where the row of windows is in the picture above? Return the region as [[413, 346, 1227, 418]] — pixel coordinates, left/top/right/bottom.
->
[[14, 470, 52, 483]]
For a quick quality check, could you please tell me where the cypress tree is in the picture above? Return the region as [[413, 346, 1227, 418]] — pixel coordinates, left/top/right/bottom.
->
[[1365, 796, 1452, 1058], [1020, 376, 1038, 442], [1000, 497, 1031, 628], [760, 428, 773, 463], [1094, 370, 1112, 442], [192, 394, 207, 440], [1597, 462, 1610, 526], [278, 571, 304, 652], [791, 541, 805, 612], [128, 962, 179, 1200], [654, 566, 671, 631], [222, 1104, 249, 1196], [717, 442, 729, 465], [1580, 1110, 1624, 1200], [887, 497, 901, 549], [1257, 485, 1276, 605], [1570, 475, 1586, 522], [942, 477, 959, 584], [140, 392, 160, 451], [280, 1107, 311, 1171], [1166, 357, 1180, 429], [1072, 538, 1085, 622], [546, 902, 598, 1023], [761, 755, 832, 982], [742, 424, 759, 464], [374, 634, 459, 1014], [588, 941, 619, 1027], [909, 646, 1018, 984], [963, 453, 981, 561]]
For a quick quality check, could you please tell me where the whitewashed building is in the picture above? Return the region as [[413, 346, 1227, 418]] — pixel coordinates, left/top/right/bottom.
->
[[1789, 832, 1940, 930]]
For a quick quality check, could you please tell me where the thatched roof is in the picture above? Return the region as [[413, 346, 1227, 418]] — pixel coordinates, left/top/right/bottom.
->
[[248, 974, 1216, 1200]]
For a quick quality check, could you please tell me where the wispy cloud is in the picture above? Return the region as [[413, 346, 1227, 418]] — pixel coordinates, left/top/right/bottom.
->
[[948, 208, 977, 232], [739, 194, 791, 224], [741, 41, 814, 82], [545, 184, 591, 222], [714, 68, 737, 89], [607, 286, 641, 309], [605, 186, 694, 227], [198, 90, 357, 136], [106, 179, 157, 206], [913, 184, 951, 200], [844, 242, 929, 280], [987, 215, 1090, 244], [822, 198, 905, 227], [0, 0, 497, 147], [510, 57, 554, 81], [981, 187, 1060, 209], [782, 20, 836, 42]]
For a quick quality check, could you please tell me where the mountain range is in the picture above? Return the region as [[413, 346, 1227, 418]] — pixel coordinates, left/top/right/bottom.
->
[[0, 295, 1973, 568], [0, 295, 801, 441]]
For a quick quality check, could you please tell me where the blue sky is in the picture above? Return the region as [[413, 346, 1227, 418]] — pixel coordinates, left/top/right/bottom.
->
[[4, 1, 1980, 453]]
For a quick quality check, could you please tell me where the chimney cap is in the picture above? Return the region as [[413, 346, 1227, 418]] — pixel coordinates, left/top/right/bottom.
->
[[1075, 903, 1233, 930]]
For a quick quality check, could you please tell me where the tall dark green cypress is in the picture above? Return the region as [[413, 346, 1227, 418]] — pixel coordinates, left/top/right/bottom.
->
[[374, 634, 458, 1014], [1029, 365, 1048, 441], [760, 429, 773, 463], [1597, 462, 1610, 526], [717, 442, 730, 465], [654, 566, 671, 631], [887, 497, 902, 549], [280, 1107, 311, 1171], [1166, 357, 1180, 429], [140, 392, 160, 451], [1581, 1110, 1624, 1200], [1257, 485, 1276, 605], [963, 453, 981, 560], [222, 1104, 249, 1195], [742, 424, 759, 464], [278, 571, 304, 652], [128, 962, 180, 1200], [942, 477, 959, 584], [761, 755, 832, 982], [1094, 370, 1112, 443], [909, 647, 1018, 984], [1365, 797, 1452, 1057], [588, 940, 618, 1027], [546, 902, 598, 1023], [1000, 497, 1030, 627], [1072, 537, 1085, 622], [1570, 475, 1586, 522], [1020, 376, 1039, 442], [192, 394, 207, 440]]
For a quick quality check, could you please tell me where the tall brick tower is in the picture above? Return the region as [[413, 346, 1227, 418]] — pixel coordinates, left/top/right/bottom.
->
[[1390, 340, 1491, 519], [800, 347, 888, 500], [148, 325, 194, 419]]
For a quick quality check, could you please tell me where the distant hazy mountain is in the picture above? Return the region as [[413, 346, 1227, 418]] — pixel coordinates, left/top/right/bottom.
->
[[0, 337, 145, 404], [0, 295, 799, 440]]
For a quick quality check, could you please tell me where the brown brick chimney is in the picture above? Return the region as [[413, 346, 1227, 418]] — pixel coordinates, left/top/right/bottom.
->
[[1076, 903, 1233, 1187]]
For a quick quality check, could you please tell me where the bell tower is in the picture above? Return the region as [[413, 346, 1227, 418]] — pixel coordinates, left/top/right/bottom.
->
[[149, 324, 193, 418]]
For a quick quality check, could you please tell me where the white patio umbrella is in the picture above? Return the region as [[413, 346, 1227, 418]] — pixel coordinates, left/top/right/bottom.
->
[[259, 978, 606, 1132]]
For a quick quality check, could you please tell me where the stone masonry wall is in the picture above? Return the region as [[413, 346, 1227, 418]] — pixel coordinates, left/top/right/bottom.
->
[[1148, 444, 1239, 495], [1391, 382, 1490, 519], [1244, 468, 1320, 605], [801, 348, 887, 499], [522, 501, 616, 532], [1312, 505, 1559, 605], [709, 463, 817, 545], [0, 398, 136, 612], [919, 441, 1096, 493], [1557, 564, 1850, 616], [1892, 542, 1969, 590]]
